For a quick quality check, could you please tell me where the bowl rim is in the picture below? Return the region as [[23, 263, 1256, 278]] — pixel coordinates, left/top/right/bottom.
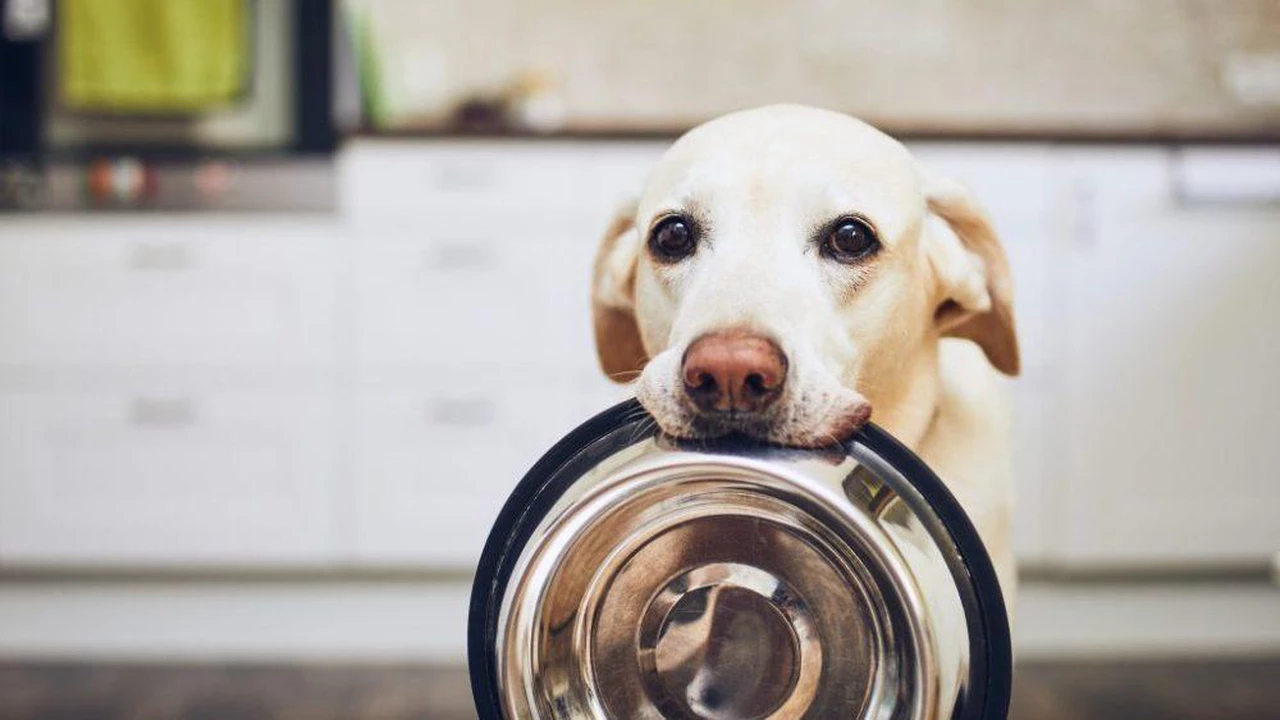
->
[[467, 398, 1012, 720]]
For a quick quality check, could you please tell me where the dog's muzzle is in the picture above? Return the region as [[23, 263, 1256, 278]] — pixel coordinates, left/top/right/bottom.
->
[[468, 399, 1011, 720]]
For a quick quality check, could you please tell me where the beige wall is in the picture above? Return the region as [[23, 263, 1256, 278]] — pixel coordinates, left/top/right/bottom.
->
[[355, 0, 1280, 136]]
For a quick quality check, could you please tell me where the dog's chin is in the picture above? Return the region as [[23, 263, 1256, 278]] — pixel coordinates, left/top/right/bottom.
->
[[642, 401, 873, 449]]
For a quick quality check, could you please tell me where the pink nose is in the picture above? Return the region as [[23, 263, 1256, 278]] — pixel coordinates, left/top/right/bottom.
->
[[682, 331, 787, 414]]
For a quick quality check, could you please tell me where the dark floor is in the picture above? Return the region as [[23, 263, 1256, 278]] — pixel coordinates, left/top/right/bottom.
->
[[0, 659, 1277, 720]]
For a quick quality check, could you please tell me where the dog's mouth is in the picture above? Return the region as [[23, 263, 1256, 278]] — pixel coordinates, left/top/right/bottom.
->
[[649, 399, 873, 449], [633, 353, 873, 449], [684, 410, 784, 442]]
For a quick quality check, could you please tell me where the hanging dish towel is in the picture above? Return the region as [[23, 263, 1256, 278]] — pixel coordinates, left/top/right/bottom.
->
[[59, 0, 249, 113]]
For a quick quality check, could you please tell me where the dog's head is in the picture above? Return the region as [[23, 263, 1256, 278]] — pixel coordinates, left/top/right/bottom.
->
[[593, 105, 1019, 447]]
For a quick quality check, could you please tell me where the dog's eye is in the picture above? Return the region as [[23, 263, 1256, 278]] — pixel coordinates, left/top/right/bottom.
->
[[821, 217, 880, 262], [649, 216, 698, 262]]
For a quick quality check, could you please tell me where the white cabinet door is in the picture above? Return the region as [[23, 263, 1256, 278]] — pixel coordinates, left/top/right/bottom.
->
[[1057, 149, 1280, 566], [0, 389, 338, 566], [0, 217, 338, 372], [349, 373, 625, 568]]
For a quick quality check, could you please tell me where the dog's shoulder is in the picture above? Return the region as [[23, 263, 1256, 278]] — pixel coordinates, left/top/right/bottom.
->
[[935, 338, 1013, 430], [922, 338, 1013, 482], [923, 338, 1017, 603]]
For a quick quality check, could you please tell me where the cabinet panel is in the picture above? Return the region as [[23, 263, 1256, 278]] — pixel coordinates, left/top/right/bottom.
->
[[1058, 150, 1280, 565], [0, 390, 337, 565], [0, 217, 338, 370], [339, 141, 664, 218], [351, 217, 598, 374], [349, 374, 626, 567]]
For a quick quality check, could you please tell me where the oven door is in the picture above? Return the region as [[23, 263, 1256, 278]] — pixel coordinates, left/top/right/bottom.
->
[[1, 0, 335, 158]]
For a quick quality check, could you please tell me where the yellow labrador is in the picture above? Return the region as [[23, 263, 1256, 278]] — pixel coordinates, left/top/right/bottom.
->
[[591, 104, 1020, 603]]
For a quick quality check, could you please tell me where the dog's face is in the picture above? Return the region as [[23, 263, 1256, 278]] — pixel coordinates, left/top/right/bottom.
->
[[593, 105, 1018, 447]]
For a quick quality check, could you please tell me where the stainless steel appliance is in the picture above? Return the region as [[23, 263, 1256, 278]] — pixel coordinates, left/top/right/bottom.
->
[[469, 400, 1011, 719]]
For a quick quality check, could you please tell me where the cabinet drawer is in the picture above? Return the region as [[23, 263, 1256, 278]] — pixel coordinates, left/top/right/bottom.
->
[[0, 390, 337, 565], [350, 374, 626, 567], [340, 141, 661, 216], [0, 217, 338, 370], [352, 221, 597, 373]]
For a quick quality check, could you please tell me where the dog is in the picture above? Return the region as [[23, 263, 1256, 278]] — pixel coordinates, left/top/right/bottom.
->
[[590, 104, 1020, 604]]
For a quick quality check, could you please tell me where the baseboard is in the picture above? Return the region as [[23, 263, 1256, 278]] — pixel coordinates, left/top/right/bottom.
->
[[0, 579, 1276, 661]]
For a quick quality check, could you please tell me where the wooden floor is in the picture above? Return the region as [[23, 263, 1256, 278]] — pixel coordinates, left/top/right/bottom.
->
[[0, 659, 1277, 719]]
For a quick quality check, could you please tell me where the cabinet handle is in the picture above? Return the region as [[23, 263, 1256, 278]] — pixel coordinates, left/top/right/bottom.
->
[[1173, 148, 1280, 207], [130, 396, 198, 427], [427, 398, 497, 427], [430, 163, 500, 192], [429, 242, 497, 270], [1069, 180, 1097, 250], [128, 243, 194, 271]]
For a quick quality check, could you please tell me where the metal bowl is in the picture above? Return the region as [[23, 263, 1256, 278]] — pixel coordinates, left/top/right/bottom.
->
[[468, 400, 1011, 720]]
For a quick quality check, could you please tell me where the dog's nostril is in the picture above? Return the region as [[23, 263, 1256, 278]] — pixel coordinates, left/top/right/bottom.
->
[[687, 371, 717, 393], [743, 373, 767, 396]]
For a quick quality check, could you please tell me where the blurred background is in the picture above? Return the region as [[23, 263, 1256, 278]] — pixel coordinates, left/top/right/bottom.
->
[[1, 0, 1278, 718]]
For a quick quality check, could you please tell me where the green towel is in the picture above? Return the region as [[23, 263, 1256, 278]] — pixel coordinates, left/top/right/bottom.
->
[[59, 0, 249, 113]]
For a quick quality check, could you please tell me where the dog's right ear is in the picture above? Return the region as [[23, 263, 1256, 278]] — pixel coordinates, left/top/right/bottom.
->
[[592, 199, 648, 383]]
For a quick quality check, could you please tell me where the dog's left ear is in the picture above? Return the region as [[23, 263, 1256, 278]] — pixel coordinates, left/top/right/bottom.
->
[[920, 168, 1021, 376]]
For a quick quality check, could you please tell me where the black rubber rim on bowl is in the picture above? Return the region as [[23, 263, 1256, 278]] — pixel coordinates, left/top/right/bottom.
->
[[467, 399, 1012, 720]]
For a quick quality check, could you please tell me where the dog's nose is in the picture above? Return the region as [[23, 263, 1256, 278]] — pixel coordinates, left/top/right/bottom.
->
[[682, 332, 787, 414]]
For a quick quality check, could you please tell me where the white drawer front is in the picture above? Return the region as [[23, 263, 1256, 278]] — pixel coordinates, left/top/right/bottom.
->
[[0, 218, 338, 370], [350, 374, 627, 567], [352, 219, 598, 373], [340, 141, 664, 217], [0, 390, 337, 565]]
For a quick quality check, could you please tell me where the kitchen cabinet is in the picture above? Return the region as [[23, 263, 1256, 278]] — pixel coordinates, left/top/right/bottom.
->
[[0, 389, 338, 566], [1054, 148, 1280, 566], [0, 141, 1275, 574], [340, 142, 655, 565], [0, 216, 341, 567], [0, 218, 339, 373], [349, 216, 597, 374], [348, 373, 624, 567]]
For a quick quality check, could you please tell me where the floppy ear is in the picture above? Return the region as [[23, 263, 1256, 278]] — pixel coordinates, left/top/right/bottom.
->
[[591, 200, 648, 382], [920, 169, 1021, 376]]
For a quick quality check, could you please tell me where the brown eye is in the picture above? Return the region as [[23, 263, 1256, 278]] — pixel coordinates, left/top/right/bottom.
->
[[649, 216, 698, 262], [821, 217, 880, 262]]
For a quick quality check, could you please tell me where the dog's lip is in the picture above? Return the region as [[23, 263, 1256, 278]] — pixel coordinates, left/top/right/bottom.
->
[[671, 404, 874, 449], [684, 411, 776, 438]]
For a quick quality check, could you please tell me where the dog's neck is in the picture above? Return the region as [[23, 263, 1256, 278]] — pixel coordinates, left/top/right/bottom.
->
[[861, 339, 942, 450]]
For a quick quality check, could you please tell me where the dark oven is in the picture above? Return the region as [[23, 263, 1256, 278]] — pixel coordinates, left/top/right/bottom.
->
[[0, 0, 337, 211]]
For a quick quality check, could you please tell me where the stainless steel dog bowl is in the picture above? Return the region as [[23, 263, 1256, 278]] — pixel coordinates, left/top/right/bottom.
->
[[469, 400, 1010, 720]]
